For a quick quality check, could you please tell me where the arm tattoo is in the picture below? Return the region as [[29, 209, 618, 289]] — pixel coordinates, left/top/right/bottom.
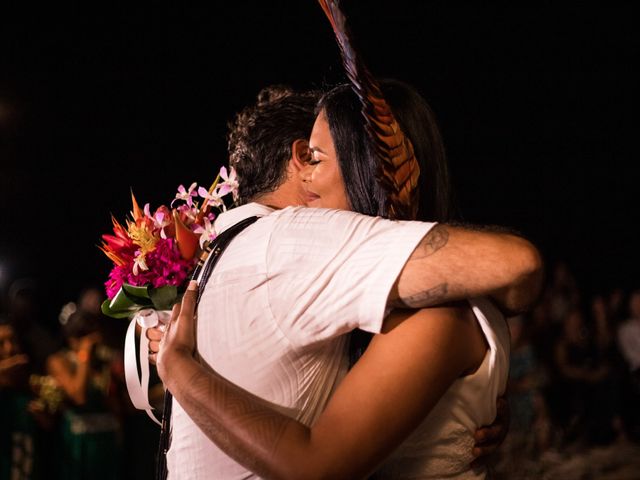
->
[[390, 226, 451, 308], [417, 225, 449, 259], [176, 365, 291, 474], [393, 283, 449, 309]]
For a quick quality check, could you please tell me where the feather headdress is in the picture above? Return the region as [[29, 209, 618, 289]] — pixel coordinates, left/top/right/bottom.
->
[[317, 0, 420, 219]]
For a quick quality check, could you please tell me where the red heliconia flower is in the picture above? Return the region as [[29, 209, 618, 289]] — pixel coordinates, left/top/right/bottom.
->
[[99, 216, 137, 266]]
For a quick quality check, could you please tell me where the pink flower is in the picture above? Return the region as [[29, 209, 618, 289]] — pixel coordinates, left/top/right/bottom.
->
[[198, 186, 224, 209], [105, 262, 134, 299], [104, 238, 195, 299], [176, 204, 198, 225], [142, 238, 195, 288], [171, 182, 198, 207], [193, 217, 217, 249], [217, 166, 239, 201]]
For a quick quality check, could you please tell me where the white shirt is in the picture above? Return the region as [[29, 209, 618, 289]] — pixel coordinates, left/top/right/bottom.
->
[[617, 318, 640, 371], [375, 298, 510, 479], [168, 203, 434, 479]]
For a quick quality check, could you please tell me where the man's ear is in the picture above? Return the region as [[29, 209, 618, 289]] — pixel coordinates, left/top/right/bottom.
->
[[291, 139, 311, 172]]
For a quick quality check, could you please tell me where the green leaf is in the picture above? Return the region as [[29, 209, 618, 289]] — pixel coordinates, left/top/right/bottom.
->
[[148, 285, 179, 311], [101, 297, 137, 319], [106, 287, 137, 310], [118, 285, 152, 308], [122, 283, 151, 301], [100, 283, 153, 319]]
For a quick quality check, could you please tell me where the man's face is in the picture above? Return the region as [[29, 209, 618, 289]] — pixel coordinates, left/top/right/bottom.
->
[[300, 110, 350, 211]]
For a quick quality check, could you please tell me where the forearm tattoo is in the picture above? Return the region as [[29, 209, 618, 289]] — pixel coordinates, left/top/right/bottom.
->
[[177, 366, 291, 474], [395, 283, 449, 309]]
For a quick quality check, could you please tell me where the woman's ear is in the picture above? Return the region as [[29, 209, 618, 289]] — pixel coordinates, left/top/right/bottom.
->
[[291, 139, 311, 172]]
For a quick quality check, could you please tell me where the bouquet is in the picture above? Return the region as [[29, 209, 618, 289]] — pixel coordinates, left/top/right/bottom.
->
[[98, 166, 238, 422], [100, 166, 238, 319]]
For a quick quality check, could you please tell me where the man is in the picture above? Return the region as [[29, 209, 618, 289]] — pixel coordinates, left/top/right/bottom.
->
[[617, 289, 640, 438], [150, 86, 542, 478], [618, 289, 640, 375]]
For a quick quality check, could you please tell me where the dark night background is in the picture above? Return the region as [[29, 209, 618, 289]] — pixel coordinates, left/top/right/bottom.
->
[[0, 2, 638, 329]]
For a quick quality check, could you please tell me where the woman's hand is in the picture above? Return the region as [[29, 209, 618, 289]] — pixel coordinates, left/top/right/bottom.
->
[[78, 332, 102, 355]]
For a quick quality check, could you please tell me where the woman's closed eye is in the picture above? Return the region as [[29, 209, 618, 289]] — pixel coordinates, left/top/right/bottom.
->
[[306, 150, 321, 166], [308, 146, 325, 166]]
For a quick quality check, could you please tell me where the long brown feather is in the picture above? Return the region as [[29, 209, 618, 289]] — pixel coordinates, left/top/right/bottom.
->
[[317, 0, 420, 219]]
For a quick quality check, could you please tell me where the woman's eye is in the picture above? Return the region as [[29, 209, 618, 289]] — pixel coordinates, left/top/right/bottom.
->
[[308, 158, 321, 166]]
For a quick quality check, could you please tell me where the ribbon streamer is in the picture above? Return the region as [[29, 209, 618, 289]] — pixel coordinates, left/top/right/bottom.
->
[[124, 308, 170, 425]]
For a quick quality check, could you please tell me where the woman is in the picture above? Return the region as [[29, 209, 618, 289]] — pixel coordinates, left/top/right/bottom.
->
[[156, 80, 512, 479], [0, 320, 35, 480], [46, 310, 122, 479], [300, 80, 509, 478]]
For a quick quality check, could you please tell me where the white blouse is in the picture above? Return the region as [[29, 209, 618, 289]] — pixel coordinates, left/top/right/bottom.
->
[[374, 297, 510, 479]]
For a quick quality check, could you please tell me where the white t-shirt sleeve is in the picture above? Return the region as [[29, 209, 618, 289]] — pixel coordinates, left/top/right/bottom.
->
[[265, 207, 435, 346], [618, 322, 640, 371]]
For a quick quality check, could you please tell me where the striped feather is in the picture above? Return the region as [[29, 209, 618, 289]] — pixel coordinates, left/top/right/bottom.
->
[[317, 0, 420, 219]]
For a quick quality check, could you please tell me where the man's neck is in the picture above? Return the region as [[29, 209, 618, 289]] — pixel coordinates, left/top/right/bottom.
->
[[252, 189, 304, 211]]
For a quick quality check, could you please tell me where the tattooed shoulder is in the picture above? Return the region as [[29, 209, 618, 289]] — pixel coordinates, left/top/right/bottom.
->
[[420, 225, 449, 258]]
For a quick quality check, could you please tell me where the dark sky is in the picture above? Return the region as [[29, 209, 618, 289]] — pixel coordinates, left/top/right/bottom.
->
[[0, 2, 638, 324]]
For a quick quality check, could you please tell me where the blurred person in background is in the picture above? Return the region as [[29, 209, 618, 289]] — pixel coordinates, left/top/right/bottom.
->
[[546, 261, 580, 324], [0, 318, 37, 480], [45, 309, 122, 480], [52, 286, 153, 479], [617, 289, 640, 377], [496, 314, 551, 475], [553, 306, 617, 447], [528, 298, 558, 373], [0, 319, 29, 389], [59, 286, 125, 351], [5, 279, 59, 374], [617, 288, 640, 441], [591, 294, 626, 442], [608, 287, 627, 326]]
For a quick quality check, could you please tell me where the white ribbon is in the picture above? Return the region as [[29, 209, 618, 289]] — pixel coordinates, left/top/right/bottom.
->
[[124, 308, 171, 425]]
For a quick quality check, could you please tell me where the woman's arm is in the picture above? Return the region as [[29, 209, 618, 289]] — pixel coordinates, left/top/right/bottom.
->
[[46, 333, 99, 405], [158, 282, 485, 480], [0, 353, 29, 387]]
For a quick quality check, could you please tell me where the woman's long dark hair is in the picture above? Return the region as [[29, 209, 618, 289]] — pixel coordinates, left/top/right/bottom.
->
[[318, 79, 454, 223], [318, 79, 456, 364]]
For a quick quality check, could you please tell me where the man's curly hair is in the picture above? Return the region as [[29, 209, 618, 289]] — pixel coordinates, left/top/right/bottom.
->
[[227, 85, 320, 204]]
